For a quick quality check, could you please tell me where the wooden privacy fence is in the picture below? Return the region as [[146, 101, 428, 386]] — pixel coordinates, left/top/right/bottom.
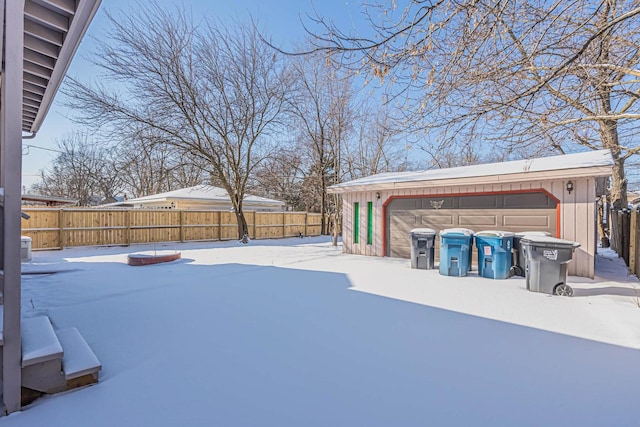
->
[[608, 207, 640, 276], [21, 208, 324, 250]]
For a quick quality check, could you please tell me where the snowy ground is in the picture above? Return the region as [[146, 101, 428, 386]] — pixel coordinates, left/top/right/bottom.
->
[[5, 237, 640, 426]]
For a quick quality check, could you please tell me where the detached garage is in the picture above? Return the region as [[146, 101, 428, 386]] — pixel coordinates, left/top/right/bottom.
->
[[328, 150, 613, 278]]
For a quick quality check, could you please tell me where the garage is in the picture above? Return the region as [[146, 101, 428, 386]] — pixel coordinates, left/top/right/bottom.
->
[[387, 191, 558, 258], [328, 150, 614, 278]]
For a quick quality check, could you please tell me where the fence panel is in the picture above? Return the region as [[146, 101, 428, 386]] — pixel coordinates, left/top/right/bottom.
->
[[129, 210, 181, 244], [254, 212, 285, 239], [21, 208, 326, 249], [609, 208, 620, 253], [621, 210, 630, 265], [607, 207, 640, 274], [630, 210, 639, 275], [21, 208, 61, 249], [306, 213, 323, 236], [182, 211, 221, 241], [63, 209, 128, 247], [284, 212, 307, 237]]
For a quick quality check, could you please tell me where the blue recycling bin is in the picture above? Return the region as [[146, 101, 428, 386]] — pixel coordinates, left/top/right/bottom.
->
[[439, 228, 474, 277], [475, 231, 514, 279]]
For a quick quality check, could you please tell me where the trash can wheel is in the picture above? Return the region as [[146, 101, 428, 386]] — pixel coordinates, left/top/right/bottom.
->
[[510, 265, 523, 277], [554, 283, 573, 297]]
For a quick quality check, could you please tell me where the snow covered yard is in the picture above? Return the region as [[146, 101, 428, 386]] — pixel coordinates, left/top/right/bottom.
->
[[5, 237, 640, 426]]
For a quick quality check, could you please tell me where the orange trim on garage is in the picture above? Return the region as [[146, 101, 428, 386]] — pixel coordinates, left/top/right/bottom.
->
[[381, 189, 561, 256]]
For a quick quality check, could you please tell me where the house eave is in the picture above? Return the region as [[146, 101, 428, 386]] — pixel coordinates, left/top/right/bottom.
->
[[328, 166, 612, 194]]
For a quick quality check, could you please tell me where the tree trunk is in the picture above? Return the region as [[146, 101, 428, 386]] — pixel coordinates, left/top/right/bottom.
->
[[610, 155, 627, 210], [235, 209, 249, 242], [320, 183, 327, 235], [332, 193, 341, 246]]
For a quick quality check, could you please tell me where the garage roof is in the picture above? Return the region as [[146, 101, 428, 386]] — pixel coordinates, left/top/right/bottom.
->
[[329, 149, 613, 193], [14, 0, 101, 133]]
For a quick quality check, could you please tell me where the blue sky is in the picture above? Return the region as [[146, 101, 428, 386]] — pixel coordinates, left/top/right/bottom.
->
[[22, 0, 366, 189]]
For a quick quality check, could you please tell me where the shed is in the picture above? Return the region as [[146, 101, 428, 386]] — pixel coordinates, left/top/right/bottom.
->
[[103, 185, 286, 212], [328, 150, 614, 278]]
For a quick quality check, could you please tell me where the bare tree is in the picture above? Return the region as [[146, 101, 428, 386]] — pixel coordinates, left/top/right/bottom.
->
[[251, 148, 305, 210], [307, 0, 640, 207], [63, 3, 288, 240], [344, 103, 410, 180], [32, 132, 122, 205], [116, 130, 207, 198], [289, 50, 355, 236]]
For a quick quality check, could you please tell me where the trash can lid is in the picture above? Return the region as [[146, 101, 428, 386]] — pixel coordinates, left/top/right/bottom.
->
[[440, 228, 474, 237], [520, 235, 580, 247], [514, 231, 552, 237], [409, 228, 436, 236], [21, 236, 32, 242], [475, 230, 514, 238]]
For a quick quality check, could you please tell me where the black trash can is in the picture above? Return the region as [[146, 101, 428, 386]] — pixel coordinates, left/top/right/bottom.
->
[[520, 235, 580, 296], [512, 231, 551, 277], [409, 228, 436, 269]]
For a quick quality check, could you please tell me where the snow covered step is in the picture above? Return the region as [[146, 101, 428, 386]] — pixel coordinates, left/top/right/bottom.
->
[[21, 316, 63, 367], [56, 327, 102, 380]]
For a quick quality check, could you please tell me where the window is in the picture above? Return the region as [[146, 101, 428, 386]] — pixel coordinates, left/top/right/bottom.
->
[[354, 202, 360, 243], [367, 202, 373, 245]]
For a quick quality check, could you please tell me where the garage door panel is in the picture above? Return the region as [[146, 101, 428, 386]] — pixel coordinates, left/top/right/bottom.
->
[[459, 195, 499, 209], [389, 213, 415, 258], [503, 215, 550, 227], [503, 192, 554, 208], [386, 192, 557, 258], [391, 199, 420, 209], [420, 214, 454, 226], [459, 215, 498, 226], [421, 198, 455, 209]]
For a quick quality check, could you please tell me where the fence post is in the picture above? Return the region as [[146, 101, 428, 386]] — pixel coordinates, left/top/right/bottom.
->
[[58, 209, 65, 249], [282, 212, 286, 238], [126, 209, 131, 246], [179, 210, 185, 243], [630, 210, 637, 275], [615, 208, 621, 256], [304, 212, 308, 237], [622, 210, 630, 266], [252, 211, 256, 239], [218, 211, 222, 241]]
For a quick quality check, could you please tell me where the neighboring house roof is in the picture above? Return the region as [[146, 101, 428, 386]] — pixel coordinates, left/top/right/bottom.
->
[[329, 149, 613, 193], [21, 194, 78, 206], [103, 185, 285, 208]]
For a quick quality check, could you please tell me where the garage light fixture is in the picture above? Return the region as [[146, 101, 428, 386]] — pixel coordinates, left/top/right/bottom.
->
[[376, 192, 381, 200], [566, 181, 574, 194]]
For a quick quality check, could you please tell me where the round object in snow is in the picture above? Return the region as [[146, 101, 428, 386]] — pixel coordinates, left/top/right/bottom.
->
[[127, 251, 181, 266]]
